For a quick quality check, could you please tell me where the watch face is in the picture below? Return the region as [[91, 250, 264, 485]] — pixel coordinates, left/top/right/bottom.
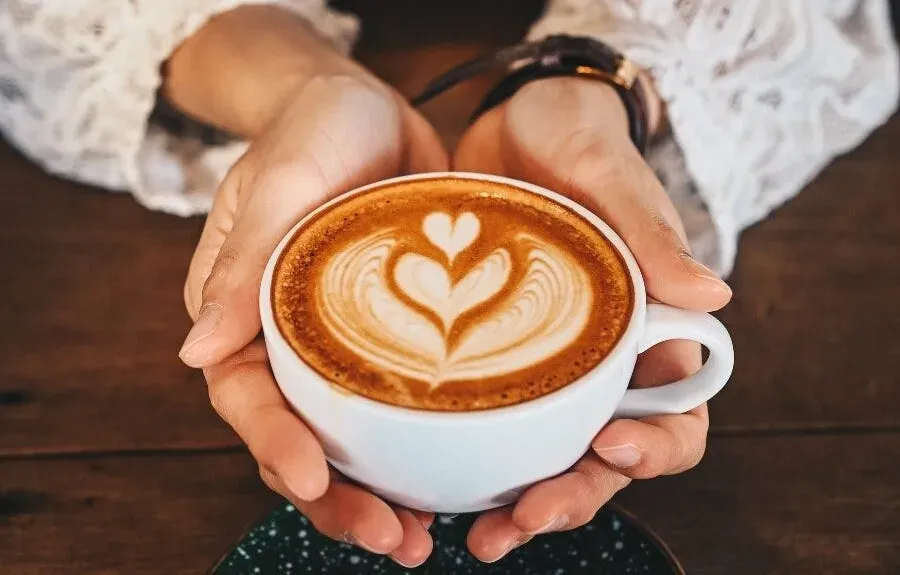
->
[[212, 502, 684, 575]]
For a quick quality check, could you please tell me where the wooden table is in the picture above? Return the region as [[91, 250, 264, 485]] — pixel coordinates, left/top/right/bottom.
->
[[2, 2, 899, 573]]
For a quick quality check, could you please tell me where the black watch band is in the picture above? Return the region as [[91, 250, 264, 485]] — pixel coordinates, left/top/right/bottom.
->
[[411, 35, 649, 155]]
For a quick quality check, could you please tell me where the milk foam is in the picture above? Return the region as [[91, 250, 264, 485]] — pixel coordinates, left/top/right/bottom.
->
[[317, 212, 594, 387]]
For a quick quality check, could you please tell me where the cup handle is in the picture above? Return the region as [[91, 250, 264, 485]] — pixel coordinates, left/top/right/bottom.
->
[[614, 303, 734, 419]]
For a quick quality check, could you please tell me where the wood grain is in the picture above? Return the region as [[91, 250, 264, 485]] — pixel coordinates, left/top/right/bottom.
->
[[0, 147, 231, 455], [1, 435, 897, 575], [618, 433, 900, 575], [619, 433, 900, 574], [3, 115, 900, 455], [1, 0, 899, 573], [712, 118, 900, 432], [0, 450, 275, 575]]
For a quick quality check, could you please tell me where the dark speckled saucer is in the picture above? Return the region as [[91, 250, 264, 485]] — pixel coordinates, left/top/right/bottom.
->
[[211, 501, 684, 575]]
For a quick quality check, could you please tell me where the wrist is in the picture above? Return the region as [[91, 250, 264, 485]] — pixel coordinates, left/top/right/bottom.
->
[[243, 64, 381, 139], [530, 72, 662, 141], [496, 70, 660, 155], [162, 5, 371, 139], [514, 77, 633, 143]]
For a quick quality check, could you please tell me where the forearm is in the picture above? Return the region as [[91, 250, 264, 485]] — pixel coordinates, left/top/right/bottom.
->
[[162, 4, 366, 139]]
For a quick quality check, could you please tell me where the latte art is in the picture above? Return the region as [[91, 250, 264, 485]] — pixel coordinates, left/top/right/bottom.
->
[[272, 178, 633, 411], [318, 212, 593, 387]]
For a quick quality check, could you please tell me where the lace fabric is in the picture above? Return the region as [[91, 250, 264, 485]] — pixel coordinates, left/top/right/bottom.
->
[[0, 0, 358, 215], [0, 1, 897, 273], [530, 0, 900, 273]]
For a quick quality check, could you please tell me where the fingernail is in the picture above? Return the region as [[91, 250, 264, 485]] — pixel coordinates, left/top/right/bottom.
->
[[680, 252, 729, 287], [529, 513, 569, 535], [391, 555, 426, 569], [341, 531, 379, 554], [179, 303, 223, 366], [596, 444, 642, 469], [487, 534, 533, 563]]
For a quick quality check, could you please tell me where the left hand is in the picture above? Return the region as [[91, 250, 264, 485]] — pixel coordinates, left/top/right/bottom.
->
[[453, 77, 733, 562], [181, 74, 448, 568]]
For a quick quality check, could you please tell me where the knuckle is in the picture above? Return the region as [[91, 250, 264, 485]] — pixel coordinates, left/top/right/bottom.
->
[[568, 460, 629, 526], [253, 446, 284, 480], [202, 246, 241, 300], [667, 423, 708, 473], [682, 437, 708, 471], [245, 412, 292, 474], [647, 207, 680, 243], [258, 465, 280, 492], [183, 280, 197, 319], [567, 476, 602, 527], [203, 344, 269, 422], [206, 378, 229, 420], [688, 444, 707, 469], [204, 364, 245, 422]]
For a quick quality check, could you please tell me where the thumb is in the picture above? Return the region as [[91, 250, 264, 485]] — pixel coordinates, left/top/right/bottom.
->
[[520, 148, 731, 312], [501, 79, 731, 312], [402, 105, 450, 173], [452, 106, 505, 174], [180, 79, 406, 367]]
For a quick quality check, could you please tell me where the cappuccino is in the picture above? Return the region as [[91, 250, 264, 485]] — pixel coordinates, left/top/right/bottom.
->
[[272, 177, 632, 411]]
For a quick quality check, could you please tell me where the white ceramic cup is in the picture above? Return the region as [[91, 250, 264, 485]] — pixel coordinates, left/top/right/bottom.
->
[[260, 172, 734, 513]]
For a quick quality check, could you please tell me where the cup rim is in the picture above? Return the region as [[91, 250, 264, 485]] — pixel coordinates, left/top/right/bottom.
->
[[259, 172, 647, 424]]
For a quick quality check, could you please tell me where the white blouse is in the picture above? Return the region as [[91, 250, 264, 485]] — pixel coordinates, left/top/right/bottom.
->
[[1, 0, 897, 274]]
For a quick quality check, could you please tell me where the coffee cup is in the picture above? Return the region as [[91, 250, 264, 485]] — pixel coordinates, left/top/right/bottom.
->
[[259, 172, 733, 513]]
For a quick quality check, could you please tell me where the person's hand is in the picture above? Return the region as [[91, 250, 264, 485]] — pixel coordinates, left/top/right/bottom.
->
[[454, 77, 733, 562], [179, 71, 448, 568]]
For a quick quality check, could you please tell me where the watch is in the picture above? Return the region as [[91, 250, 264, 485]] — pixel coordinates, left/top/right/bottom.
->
[[412, 35, 649, 155]]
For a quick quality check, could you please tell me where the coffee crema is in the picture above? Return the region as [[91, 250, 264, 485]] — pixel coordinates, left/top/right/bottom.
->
[[272, 178, 633, 411]]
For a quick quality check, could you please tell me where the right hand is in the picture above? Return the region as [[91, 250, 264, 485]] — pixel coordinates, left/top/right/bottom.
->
[[180, 71, 448, 568], [454, 77, 731, 562]]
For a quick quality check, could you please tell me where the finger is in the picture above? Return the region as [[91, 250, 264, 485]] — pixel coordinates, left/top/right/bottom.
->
[[633, 338, 701, 390], [262, 469, 404, 555], [541, 158, 729, 312], [590, 339, 709, 477], [180, 79, 405, 368], [203, 341, 329, 500], [303, 481, 403, 554], [466, 507, 532, 563], [388, 508, 434, 568], [591, 405, 709, 478], [411, 510, 435, 529], [501, 78, 732, 312], [184, 175, 240, 320], [511, 454, 631, 536], [402, 105, 450, 174], [452, 105, 505, 174]]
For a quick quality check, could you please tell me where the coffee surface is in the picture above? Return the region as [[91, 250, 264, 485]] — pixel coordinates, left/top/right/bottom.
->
[[272, 178, 633, 411]]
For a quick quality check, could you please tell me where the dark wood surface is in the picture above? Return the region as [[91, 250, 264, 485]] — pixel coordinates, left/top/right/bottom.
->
[[2, 435, 897, 575], [2, 1, 899, 573]]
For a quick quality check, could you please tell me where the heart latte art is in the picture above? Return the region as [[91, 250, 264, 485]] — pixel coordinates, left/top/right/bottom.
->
[[272, 178, 632, 411], [319, 211, 592, 386]]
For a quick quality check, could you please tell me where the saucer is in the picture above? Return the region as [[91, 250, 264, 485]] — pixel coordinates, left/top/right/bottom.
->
[[212, 500, 683, 574]]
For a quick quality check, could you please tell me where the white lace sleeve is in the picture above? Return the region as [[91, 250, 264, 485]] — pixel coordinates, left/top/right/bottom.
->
[[0, 0, 358, 216], [530, 0, 899, 274]]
